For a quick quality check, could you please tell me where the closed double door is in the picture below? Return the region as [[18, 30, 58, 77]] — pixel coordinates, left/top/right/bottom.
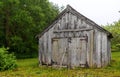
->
[[52, 37, 87, 67]]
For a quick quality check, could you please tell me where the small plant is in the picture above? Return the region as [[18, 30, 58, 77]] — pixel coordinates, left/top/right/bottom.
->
[[0, 47, 17, 71]]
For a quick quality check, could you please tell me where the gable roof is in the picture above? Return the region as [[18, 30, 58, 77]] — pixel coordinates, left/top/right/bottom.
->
[[37, 5, 113, 38]]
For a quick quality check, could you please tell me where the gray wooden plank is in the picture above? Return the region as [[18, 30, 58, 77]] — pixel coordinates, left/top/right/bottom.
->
[[90, 30, 94, 67], [96, 31, 102, 68]]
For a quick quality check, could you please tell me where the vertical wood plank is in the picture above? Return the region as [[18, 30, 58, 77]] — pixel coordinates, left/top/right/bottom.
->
[[93, 29, 97, 67], [70, 38, 76, 67], [95, 30, 102, 67], [44, 33, 47, 64], [47, 30, 52, 65], [76, 38, 80, 67], [101, 33, 108, 67], [86, 31, 90, 67], [81, 39, 87, 67], [104, 34, 108, 66], [41, 36, 45, 64], [107, 38, 111, 64], [90, 30, 94, 67], [52, 39, 59, 64]]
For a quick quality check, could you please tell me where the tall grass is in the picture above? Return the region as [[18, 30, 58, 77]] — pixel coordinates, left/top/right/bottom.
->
[[0, 52, 120, 77]]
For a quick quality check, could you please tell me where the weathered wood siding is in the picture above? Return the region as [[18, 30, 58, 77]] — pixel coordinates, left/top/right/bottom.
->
[[39, 10, 111, 68], [94, 29, 111, 68], [107, 38, 111, 64]]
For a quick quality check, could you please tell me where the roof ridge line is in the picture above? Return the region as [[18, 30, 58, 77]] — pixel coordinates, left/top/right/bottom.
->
[[36, 4, 113, 38]]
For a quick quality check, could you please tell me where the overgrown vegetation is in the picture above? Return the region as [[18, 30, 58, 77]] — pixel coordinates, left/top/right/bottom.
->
[[104, 20, 120, 52], [0, 52, 120, 77], [0, 0, 60, 58], [0, 47, 17, 71]]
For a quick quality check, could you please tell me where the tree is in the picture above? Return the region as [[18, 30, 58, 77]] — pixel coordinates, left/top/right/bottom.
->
[[104, 20, 120, 51], [0, 0, 59, 58]]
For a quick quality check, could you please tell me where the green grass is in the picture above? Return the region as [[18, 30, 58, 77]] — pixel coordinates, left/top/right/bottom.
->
[[0, 52, 120, 77], [108, 52, 120, 70]]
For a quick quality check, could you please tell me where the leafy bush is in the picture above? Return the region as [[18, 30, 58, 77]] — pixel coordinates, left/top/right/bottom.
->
[[0, 47, 17, 71], [104, 20, 120, 52]]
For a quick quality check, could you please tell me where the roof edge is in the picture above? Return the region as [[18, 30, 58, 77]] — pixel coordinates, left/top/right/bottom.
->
[[36, 6, 70, 38], [36, 5, 113, 38], [66, 5, 113, 38]]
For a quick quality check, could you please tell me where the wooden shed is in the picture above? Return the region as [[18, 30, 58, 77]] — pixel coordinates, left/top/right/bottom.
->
[[37, 5, 113, 68]]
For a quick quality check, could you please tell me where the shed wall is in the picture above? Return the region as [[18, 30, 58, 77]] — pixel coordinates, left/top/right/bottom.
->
[[38, 12, 111, 68], [94, 29, 111, 68]]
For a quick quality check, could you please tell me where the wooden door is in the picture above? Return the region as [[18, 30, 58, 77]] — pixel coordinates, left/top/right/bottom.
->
[[70, 37, 87, 67], [52, 37, 87, 67], [52, 38, 68, 65]]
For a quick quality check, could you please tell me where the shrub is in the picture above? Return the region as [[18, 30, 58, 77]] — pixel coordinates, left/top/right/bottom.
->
[[0, 47, 17, 71]]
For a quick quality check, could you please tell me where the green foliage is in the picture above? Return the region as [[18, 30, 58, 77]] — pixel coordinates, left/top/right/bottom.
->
[[104, 20, 120, 52], [0, 0, 59, 58], [0, 47, 17, 71]]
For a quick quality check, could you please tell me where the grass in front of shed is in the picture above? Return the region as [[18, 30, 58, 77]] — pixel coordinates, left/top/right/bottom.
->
[[108, 51, 120, 70], [0, 52, 120, 77]]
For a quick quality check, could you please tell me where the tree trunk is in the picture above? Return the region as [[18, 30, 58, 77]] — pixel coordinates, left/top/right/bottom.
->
[[4, 9, 10, 47]]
